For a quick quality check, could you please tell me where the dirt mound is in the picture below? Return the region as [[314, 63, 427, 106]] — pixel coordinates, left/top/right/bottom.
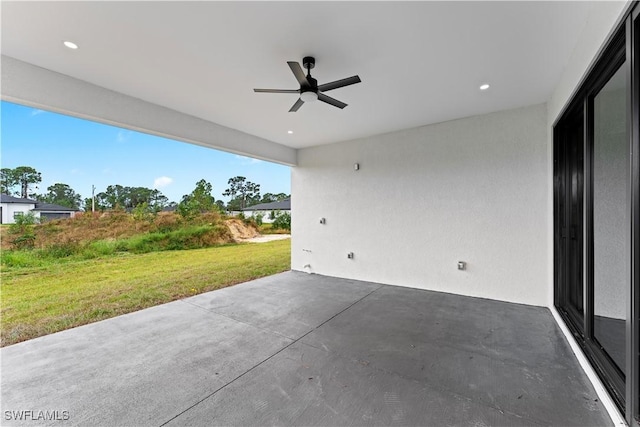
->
[[225, 218, 260, 241], [1, 213, 263, 250]]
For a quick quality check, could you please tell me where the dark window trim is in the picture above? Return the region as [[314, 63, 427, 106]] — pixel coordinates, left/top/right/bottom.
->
[[554, 5, 638, 422], [630, 6, 640, 424]]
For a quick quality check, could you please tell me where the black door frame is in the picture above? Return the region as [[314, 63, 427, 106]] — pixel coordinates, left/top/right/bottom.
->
[[554, 104, 584, 335], [630, 6, 640, 423], [554, 3, 640, 424]]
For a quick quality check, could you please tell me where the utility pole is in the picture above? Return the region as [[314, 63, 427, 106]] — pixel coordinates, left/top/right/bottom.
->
[[92, 185, 96, 213]]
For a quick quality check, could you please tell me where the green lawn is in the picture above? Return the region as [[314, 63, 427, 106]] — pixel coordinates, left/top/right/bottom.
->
[[0, 239, 290, 347]]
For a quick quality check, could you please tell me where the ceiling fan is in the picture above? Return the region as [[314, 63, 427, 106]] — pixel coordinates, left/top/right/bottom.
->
[[254, 56, 361, 112]]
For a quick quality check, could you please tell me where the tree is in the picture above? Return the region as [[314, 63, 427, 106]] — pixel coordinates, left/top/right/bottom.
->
[[261, 193, 289, 203], [223, 176, 261, 211], [177, 179, 218, 218], [37, 183, 82, 209], [87, 195, 110, 212], [93, 185, 168, 211], [98, 184, 127, 209], [148, 189, 169, 212], [1, 168, 13, 195], [1, 166, 42, 198], [123, 187, 168, 212]]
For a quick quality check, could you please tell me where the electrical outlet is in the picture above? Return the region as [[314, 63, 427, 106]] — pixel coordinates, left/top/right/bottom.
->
[[347, 252, 354, 259]]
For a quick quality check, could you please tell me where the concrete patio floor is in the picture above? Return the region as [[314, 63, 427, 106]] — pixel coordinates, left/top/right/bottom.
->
[[1, 271, 612, 426]]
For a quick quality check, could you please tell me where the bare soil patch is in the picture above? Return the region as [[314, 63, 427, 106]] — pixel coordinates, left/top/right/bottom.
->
[[225, 218, 260, 241]]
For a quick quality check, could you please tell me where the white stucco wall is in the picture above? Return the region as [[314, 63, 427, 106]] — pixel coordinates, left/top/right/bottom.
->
[[292, 103, 548, 306], [1, 202, 36, 224]]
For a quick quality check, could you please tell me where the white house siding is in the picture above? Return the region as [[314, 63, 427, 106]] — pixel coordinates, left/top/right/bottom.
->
[[244, 211, 270, 223], [292, 103, 548, 306], [1, 202, 35, 224], [244, 210, 288, 224]]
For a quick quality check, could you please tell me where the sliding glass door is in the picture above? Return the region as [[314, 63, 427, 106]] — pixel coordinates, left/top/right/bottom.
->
[[554, 19, 635, 419], [591, 61, 629, 378]]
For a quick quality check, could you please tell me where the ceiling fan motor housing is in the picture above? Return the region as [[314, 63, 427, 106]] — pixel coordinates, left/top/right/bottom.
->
[[302, 57, 318, 94], [303, 76, 318, 92], [303, 56, 315, 70]]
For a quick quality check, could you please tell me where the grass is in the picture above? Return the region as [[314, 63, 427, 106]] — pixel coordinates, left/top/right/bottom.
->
[[0, 239, 290, 347], [259, 223, 291, 235]]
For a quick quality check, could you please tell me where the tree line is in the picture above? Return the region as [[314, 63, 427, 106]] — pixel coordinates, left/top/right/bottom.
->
[[0, 166, 288, 213]]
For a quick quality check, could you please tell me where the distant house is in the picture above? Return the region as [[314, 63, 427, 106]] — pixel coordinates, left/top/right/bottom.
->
[[242, 198, 290, 223], [0, 194, 79, 224]]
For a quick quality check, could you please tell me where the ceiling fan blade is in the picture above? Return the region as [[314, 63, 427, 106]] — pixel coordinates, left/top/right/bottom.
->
[[318, 93, 347, 109], [318, 75, 361, 92], [287, 61, 310, 86], [254, 89, 299, 93], [289, 98, 304, 112]]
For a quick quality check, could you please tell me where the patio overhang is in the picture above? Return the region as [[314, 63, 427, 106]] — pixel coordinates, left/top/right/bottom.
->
[[1, 56, 297, 166], [0, 1, 611, 153]]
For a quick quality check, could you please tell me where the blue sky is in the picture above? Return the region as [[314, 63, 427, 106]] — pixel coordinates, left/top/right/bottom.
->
[[1, 101, 291, 205]]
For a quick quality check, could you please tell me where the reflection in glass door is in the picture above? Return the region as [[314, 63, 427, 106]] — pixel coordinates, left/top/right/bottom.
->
[[554, 107, 584, 331], [592, 63, 629, 376]]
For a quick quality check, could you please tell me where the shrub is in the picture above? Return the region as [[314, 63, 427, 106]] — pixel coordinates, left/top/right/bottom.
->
[[153, 212, 182, 233], [132, 202, 155, 223], [271, 211, 291, 231], [197, 211, 223, 226], [83, 240, 119, 258], [40, 242, 81, 259], [8, 212, 38, 249], [243, 216, 258, 228], [11, 233, 36, 250], [1, 250, 43, 269], [118, 225, 230, 253]]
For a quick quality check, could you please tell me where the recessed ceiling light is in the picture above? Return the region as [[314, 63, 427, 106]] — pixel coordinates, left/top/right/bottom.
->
[[63, 41, 78, 50], [479, 83, 490, 91], [287, 130, 293, 134]]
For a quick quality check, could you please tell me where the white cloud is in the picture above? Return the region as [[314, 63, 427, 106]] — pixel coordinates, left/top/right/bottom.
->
[[30, 109, 45, 117], [235, 155, 262, 165], [116, 130, 131, 143], [154, 176, 173, 189]]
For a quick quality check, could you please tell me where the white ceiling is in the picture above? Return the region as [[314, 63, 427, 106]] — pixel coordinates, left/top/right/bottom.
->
[[2, 1, 594, 149]]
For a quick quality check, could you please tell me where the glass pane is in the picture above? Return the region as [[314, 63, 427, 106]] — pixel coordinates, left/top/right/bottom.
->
[[593, 62, 629, 374]]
